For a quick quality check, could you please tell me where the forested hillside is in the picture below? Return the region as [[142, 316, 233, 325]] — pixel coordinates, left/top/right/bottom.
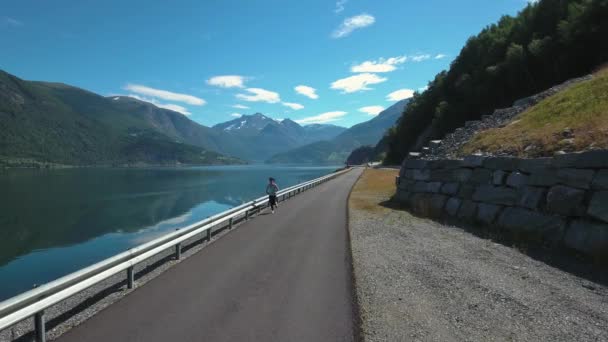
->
[[384, 0, 608, 164], [0, 71, 242, 166]]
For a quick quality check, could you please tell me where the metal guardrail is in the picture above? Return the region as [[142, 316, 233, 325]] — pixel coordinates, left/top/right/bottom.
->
[[0, 167, 351, 342]]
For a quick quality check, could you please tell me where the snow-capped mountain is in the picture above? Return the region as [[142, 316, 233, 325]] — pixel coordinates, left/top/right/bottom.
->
[[212, 113, 347, 152]]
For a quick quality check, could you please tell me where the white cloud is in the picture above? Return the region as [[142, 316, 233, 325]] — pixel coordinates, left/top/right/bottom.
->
[[232, 104, 249, 109], [410, 54, 431, 62], [295, 85, 319, 99], [295, 111, 348, 125], [124, 84, 206, 106], [386, 88, 415, 101], [331, 73, 387, 93], [332, 14, 375, 39], [2, 17, 23, 27], [282, 102, 304, 110], [359, 106, 385, 116], [435, 54, 447, 59], [207, 75, 246, 88], [156, 104, 192, 115], [126, 94, 191, 115], [351, 56, 406, 73], [236, 88, 281, 103], [231, 113, 242, 118], [335, 0, 348, 13]]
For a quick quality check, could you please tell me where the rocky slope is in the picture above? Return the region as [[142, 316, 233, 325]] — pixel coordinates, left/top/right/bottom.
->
[[417, 75, 593, 160]]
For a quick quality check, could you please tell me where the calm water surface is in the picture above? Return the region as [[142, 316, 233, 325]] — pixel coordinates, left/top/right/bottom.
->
[[0, 165, 338, 301]]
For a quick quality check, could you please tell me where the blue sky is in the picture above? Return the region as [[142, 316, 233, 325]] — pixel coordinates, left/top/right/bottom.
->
[[1, 0, 532, 127]]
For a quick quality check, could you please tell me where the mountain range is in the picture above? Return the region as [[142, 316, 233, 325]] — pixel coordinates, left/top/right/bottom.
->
[[267, 99, 409, 164], [211, 114, 346, 161], [0, 69, 405, 166], [0, 71, 246, 166]]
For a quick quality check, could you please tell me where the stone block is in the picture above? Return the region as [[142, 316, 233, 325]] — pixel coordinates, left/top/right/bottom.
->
[[398, 179, 415, 191], [428, 160, 464, 169], [399, 167, 407, 178], [472, 185, 520, 206], [429, 140, 442, 149], [483, 157, 519, 171], [493, 170, 507, 186], [470, 168, 493, 184], [518, 187, 546, 210], [518, 158, 552, 173], [430, 168, 472, 183], [476, 203, 502, 225], [497, 208, 567, 244], [546, 185, 586, 216], [393, 190, 412, 205], [506, 172, 529, 188], [463, 155, 486, 168], [410, 193, 447, 218], [403, 159, 428, 169], [553, 150, 608, 169], [588, 191, 608, 223], [528, 169, 558, 187], [445, 197, 462, 216], [457, 200, 477, 222], [412, 181, 442, 193], [453, 168, 474, 182], [405, 168, 431, 181], [592, 170, 608, 190], [440, 182, 460, 195], [556, 168, 595, 189], [429, 194, 449, 217], [458, 184, 476, 199], [563, 220, 608, 257]]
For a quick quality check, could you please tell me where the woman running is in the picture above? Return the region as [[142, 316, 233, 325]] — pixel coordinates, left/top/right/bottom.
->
[[266, 177, 279, 213]]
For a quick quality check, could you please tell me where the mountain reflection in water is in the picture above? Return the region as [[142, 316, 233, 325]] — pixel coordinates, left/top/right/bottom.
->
[[0, 165, 337, 300]]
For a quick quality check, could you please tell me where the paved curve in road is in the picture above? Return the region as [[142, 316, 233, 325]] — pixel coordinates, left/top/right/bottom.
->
[[58, 168, 362, 342]]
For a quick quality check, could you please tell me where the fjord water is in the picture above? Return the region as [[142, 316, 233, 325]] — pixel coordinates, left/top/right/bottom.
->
[[0, 165, 338, 301]]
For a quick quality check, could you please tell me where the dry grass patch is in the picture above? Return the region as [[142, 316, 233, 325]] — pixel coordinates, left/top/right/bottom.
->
[[462, 67, 608, 157], [350, 168, 399, 213]]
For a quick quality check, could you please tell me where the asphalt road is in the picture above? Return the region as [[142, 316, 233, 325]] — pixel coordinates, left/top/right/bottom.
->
[[57, 168, 362, 342]]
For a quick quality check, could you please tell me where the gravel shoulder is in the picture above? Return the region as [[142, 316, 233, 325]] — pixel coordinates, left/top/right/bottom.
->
[[349, 168, 608, 341]]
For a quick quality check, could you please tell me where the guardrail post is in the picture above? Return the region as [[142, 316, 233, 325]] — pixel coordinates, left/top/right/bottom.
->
[[245, 210, 249, 220], [127, 266, 134, 289], [175, 243, 181, 260], [206, 228, 212, 242], [229, 217, 233, 229], [35, 311, 46, 342]]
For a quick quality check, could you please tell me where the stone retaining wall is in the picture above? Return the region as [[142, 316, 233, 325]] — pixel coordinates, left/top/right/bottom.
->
[[394, 150, 608, 261]]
